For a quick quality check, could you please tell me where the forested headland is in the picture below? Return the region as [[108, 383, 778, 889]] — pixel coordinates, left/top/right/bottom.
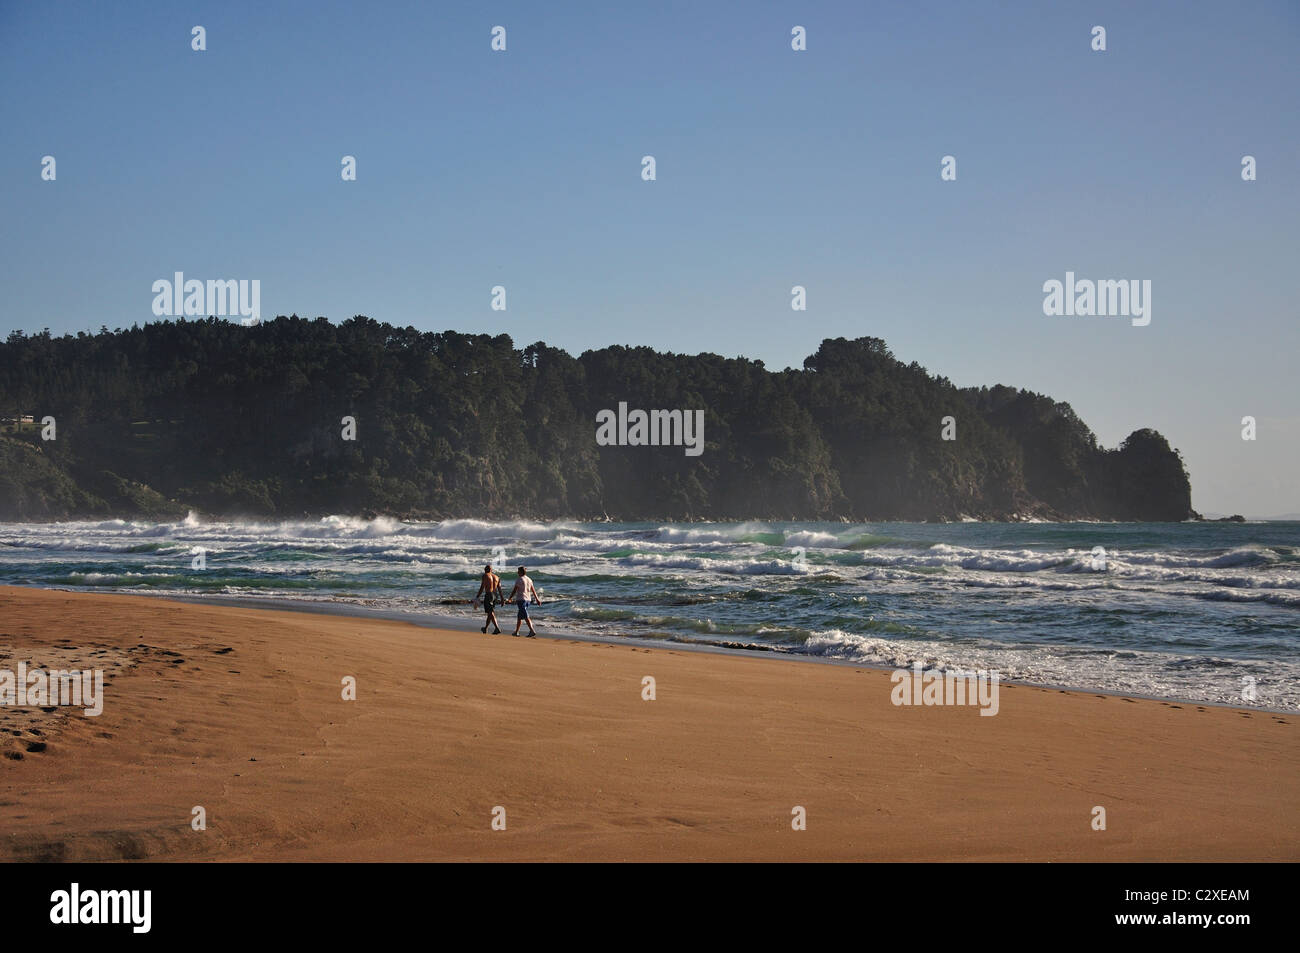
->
[[0, 317, 1194, 522]]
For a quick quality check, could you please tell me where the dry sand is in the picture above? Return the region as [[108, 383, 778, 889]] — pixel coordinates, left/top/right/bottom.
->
[[0, 585, 1295, 862]]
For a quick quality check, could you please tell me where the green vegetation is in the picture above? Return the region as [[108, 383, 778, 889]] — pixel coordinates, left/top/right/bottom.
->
[[0, 318, 1194, 521]]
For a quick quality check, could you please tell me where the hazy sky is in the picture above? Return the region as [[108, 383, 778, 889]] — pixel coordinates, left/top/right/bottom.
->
[[2, 0, 1296, 516]]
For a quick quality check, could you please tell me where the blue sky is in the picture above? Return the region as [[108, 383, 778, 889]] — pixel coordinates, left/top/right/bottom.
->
[[2, 0, 1297, 515]]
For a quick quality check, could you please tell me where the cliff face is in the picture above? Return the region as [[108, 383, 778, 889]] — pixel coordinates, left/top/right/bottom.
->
[[0, 321, 1194, 522], [959, 387, 1194, 522]]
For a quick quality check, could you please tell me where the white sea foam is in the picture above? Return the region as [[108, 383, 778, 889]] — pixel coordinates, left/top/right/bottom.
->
[[619, 553, 813, 575], [784, 530, 842, 547], [654, 523, 769, 543], [4, 518, 1296, 708], [799, 629, 1300, 710]]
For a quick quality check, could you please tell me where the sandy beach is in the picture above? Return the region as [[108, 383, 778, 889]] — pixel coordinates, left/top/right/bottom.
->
[[1, 585, 1295, 862]]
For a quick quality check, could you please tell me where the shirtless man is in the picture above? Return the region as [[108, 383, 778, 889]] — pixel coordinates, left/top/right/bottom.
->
[[472, 564, 503, 634], [507, 566, 542, 638]]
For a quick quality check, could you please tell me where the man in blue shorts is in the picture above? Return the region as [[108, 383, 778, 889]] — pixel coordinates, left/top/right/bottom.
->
[[508, 566, 542, 638]]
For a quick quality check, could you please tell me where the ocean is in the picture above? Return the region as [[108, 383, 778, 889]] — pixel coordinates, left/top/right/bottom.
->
[[1, 515, 1296, 710]]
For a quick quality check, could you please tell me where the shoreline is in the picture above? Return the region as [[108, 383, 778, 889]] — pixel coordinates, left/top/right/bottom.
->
[[7, 514, 1296, 526], [1, 585, 1296, 862], [13, 583, 1295, 715]]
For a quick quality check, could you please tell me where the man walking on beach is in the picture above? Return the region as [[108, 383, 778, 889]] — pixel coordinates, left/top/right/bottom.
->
[[508, 566, 542, 638], [472, 564, 503, 634]]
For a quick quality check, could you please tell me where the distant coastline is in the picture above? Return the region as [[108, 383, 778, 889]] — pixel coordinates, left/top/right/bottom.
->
[[2, 320, 1195, 523]]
